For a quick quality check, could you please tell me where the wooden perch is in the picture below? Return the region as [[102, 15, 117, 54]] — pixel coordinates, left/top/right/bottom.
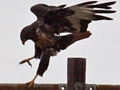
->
[[0, 84, 59, 90], [96, 85, 120, 90], [1, 83, 120, 90]]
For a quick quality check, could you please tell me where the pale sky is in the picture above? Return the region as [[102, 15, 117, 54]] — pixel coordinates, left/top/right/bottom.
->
[[0, 0, 120, 85]]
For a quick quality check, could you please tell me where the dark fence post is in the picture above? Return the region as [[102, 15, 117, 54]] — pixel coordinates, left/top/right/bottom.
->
[[67, 58, 86, 90]]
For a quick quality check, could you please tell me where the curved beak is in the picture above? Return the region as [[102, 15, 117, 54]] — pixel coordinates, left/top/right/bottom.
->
[[22, 40, 26, 45]]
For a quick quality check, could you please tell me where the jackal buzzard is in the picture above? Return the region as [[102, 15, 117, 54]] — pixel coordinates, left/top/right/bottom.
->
[[19, 1, 116, 87]]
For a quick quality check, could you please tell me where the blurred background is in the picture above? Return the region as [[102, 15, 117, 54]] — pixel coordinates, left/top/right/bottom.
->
[[0, 0, 120, 84]]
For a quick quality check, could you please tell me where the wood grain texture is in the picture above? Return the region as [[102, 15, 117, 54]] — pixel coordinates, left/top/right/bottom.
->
[[67, 58, 86, 90], [0, 84, 59, 90]]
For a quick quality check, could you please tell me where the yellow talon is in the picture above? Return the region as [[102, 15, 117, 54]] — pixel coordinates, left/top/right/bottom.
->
[[19, 57, 34, 67]]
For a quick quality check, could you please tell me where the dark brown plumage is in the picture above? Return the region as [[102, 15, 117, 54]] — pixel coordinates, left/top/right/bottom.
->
[[19, 1, 116, 87]]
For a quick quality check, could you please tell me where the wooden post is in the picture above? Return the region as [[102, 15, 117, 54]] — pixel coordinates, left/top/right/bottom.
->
[[67, 58, 86, 90]]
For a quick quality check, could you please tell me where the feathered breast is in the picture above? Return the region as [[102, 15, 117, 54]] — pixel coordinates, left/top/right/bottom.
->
[[36, 28, 56, 50]]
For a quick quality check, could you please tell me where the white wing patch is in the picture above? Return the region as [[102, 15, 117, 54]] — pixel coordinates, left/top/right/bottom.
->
[[65, 16, 81, 32], [65, 6, 95, 32]]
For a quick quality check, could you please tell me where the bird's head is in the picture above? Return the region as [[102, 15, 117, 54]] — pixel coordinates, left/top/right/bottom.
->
[[20, 26, 31, 45]]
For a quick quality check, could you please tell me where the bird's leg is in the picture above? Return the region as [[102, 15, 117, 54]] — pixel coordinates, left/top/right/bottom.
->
[[27, 74, 38, 87], [19, 56, 34, 67]]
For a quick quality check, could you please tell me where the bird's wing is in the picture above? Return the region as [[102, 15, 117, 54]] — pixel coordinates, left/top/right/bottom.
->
[[37, 49, 51, 76], [43, 1, 116, 33]]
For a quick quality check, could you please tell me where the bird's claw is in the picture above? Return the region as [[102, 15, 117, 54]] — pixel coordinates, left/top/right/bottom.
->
[[19, 60, 32, 67], [26, 80, 36, 87]]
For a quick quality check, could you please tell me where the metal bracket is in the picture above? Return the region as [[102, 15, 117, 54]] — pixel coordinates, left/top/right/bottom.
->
[[86, 84, 96, 90], [59, 84, 96, 90], [59, 84, 67, 90]]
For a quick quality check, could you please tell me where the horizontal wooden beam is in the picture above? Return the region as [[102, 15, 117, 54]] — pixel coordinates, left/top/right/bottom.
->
[[0, 84, 120, 90], [0, 84, 60, 90], [96, 85, 120, 90]]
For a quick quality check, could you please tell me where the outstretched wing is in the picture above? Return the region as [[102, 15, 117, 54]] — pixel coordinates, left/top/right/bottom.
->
[[43, 1, 116, 33]]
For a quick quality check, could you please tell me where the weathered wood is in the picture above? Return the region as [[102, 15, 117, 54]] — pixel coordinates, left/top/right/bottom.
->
[[96, 85, 120, 90], [1, 84, 120, 90], [67, 58, 86, 90], [0, 84, 59, 90]]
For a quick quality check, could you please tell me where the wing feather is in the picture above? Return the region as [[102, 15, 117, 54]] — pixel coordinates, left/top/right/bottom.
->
[[87, 1, 116, 9], [42, 1, 116, 33], [76, 1, 98, 6]]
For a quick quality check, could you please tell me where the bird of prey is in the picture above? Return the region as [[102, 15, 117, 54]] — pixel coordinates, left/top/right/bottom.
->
[[19, 1, 116, 87]]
